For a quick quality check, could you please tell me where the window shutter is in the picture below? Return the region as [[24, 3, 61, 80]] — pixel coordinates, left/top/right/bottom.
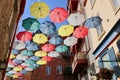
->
[[108, 47, 120, 77]]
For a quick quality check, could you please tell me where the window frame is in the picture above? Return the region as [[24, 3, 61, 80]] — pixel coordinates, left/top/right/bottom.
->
[[45, 66, 51, 75], [56, 65, 62, 74]]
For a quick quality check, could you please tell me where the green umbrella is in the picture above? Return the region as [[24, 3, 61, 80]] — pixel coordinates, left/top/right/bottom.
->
[[21, 50, 33, 56], [55, 45, 68, 53], [22, 17, 40, 32]]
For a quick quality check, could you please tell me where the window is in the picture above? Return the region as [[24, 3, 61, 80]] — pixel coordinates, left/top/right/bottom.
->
[[56, 66, 62, 74], [96, 25, 103, 37], [110, 0, 120, 12], [45, 66, 51, 75], [90, 0, 96, 7]]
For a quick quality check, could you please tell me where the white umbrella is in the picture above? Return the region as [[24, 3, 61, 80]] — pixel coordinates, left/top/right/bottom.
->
[[48, 51, 60, 57], [67, 13, 85, 26], [24, 67, 33, 71], [13, 41, 26, 50], [8, 70, 17, 74], [16, 54, 28, 60], [8, 63, 15, 68], [21, 63, 30, 66], [64, 36, 78, 46]]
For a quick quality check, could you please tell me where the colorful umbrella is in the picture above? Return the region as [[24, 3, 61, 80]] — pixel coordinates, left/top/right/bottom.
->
[[13, 67, 22, 71], [12, 75, 18, 78], [8, 70, 17, 74], [8, 63, 15, 68], [33, 34, 48, 44], [73, 26, 88, 38], [36, 60, 47, 65], [84, 16, 102, 28], [20, 70, 28, 74], [25, 60, 36, 65], [64, 36, 78, 46], [22, 17, 40, 32], [10, 54, 16, 59], [16, 54, 28, 60], [24, 67, 33, 71], [58, 25, 74, 37], [41, 56, 53, 62], [6, 67, 11, 71], [39, 21, 56, 36], [28, 65, 36, 69], [67, 13, 85, 26], [34, 51, 47, 57], [6, 73, 12, 76], [50, 7, 68, 23], [41, 44, 55, 52], [13, 41, 26, 50], [21, 63, 30, 67], [21, 50, 33, 56], [15, 72, 23, 77], [48, 35, 63, 45], [11, 49, 19, 55], [18, 65, 27, 68], [29, 56, 40, 61], [16, 31, 32, 42], [30, 2, 50, 19], [26, 42, 39, 51], [13, 59, 23, 64], [48, 51, 60, 57], [55, 45, 68, 53]]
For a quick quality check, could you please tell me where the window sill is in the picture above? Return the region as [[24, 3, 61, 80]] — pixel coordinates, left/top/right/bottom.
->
[[98, 31, 106, 41]]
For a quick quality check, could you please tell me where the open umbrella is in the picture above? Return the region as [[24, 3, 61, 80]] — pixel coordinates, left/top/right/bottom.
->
[[24, 67, 33, 71], [11, 49, 19, 55], [26, 42, 39, 51], [10, 54, 16, 59], [21, 63, 30, 67], [8, 70, 17, 74], [15, 72, 23, 77], [55, 45, 68, 53], [67, 13, 85, 26], [6, 73, 12, 76], [41, 44, 55, 52], [16, 31, 32, 42], [29, 56, 40, 61], [21, 50, 33, 56], [25, 60, 36, 65], [50, 7, 68, 23], [13, 67, 22, 71], [84, 16, 102, 28], [22, 17, 40, 32], [73, 26, 88, 38], [41, 56, 53, 62], [39, 21, 56, 36], [13, 59, 23, 64], [35, 51, 47, 57], [48, 51, 60, 57], [8, 63, 15, 68], [18, 65, 27, 68], [49, 35, 63, 45], [58, 25, 74, 37], [13, 41, 26, 50], [30, 2, 50, 19], [36, 60, 47, 65], [33, 34, 48, 44], [20, 70, 28, 74], [6, 67, 11, 72], [12, 75, 18, 78], [64, 36, 78, 46], [16, 54, 28, 61]]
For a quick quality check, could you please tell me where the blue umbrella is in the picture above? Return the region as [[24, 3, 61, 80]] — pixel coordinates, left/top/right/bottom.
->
[[29, 56, 40, 61], [25, 60, 36, 65], [20, 70, 28, 74], [84, 16, 102, 28], [13, 59, 23, 64], [21, 50, 33, 56], [49, 35, 63, 45], [26, 42, 39, 51], [39, 21, 56, 36], [11, 49, 19, 55]]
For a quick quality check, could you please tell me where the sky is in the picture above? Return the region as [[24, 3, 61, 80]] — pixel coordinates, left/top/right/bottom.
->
[[17, 0, 68, 33]]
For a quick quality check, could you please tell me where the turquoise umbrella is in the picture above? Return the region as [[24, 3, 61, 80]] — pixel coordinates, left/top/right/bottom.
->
[[28, 65, 36, 69], [6, 73, 12, 76], [22, 17, 40, 32], [25, 60, 36, 65], [6, 67, 11, 71], [55, 45, 68, 53], [21, 50, 33, 56]]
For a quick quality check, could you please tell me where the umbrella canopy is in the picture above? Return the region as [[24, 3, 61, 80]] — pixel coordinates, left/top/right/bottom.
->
[[15, 72, 23, 77], [13, 41, 26, 50], [16, 54, 28, 60], [21, 63, 30, 67], [24, 67, 33, 71], [12, 75, 18, 78], [35, 51, 47, 57], [30, 2, 50, 19], [29, 56, 40, 61], [33, 34, 48, 44], [13, 59, 23, 64], [20, 70, 28, 74], [26, 42, 39, 51], [25, 60, 36, 65], [67, 13, 85, 26], [13, 67, 22, 71], [10, 54, 16, 59], [73, 26, 88, 38], [21, 50, 33, 56], [41, 44, 55, 52], [16, 31, 32, 42], [39, 21, 56, 36], [8, 64, 15, 68], [50, 7, 68, 23], [18, 65, 27, 68], [36, 60, 47, 65], [48, 51, 60, 57], [58, 25, 74, 37], [55, 45, 68, 53], [11, 49, 19, 55], [49, 35, 63, 45], [22, 17, 40, 32], [41, 56, 53, 62], [64, 36, 78, 46], [84, 16, 102, 28], [6, 73, 12, 76], [6, 67, 11, 72], [8, 70, 17, 74]]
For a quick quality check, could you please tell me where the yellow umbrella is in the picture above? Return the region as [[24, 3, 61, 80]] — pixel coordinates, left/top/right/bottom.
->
[[12, 75, 18, 78], [30, 2, 50, 19], [10, 54, 15, 59], [13, 67, 22, 71], [33, 34, 48, 44], [58, 25, 74, 37], [36, 60, 47, 65], [35, 51, 47, 57]]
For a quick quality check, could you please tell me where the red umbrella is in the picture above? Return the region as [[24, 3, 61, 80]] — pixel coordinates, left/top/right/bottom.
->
[[15, 72, 23, 77], [42, 44, 55, 52], [50, 7, 68, 23], [41, 56, 53, 62], [16, 31, 32, 42], [73, 26, 88, 38]]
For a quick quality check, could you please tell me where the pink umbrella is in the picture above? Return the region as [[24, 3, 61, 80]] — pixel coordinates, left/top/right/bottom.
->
[[8, 59, 18, 66], [73, 26, 88, 38], [41, 56, 53, 62], [15, 72, 23, 77], [18, 65, 27, 68], [50, 7, 68, 23], [42, 44, 55, 52], [16, 31, 32, 42]]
